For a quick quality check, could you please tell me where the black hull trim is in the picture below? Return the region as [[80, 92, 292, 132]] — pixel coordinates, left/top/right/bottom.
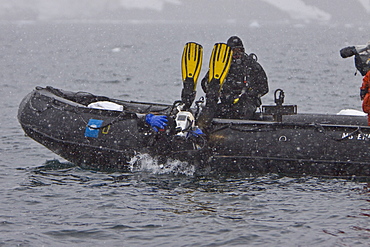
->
[[209, 156, 370, 179]]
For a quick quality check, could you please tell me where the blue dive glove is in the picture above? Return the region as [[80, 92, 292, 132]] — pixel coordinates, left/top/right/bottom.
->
[[145, 114, 168, 132]]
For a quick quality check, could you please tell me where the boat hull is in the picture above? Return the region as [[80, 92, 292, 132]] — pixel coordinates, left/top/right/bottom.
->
[[18, 87, 370, 177]]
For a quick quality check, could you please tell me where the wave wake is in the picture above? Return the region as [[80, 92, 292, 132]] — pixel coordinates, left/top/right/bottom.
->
[[129, 153, 195, 176]]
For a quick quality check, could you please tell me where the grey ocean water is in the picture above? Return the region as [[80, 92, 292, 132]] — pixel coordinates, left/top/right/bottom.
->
[[1, 22, 370, 246]]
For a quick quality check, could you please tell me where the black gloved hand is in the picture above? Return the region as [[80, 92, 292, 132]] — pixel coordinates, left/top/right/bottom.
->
[[360, 89, 367, 100]]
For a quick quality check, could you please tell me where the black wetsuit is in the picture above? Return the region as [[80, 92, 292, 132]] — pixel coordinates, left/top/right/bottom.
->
[[201, 53, 268, 119]]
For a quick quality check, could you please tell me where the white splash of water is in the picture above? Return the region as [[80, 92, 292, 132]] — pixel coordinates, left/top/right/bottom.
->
[[128, 153, 195, 176]]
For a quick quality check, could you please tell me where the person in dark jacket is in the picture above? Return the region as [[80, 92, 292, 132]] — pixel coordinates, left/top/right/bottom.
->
[[201, 36, 269, 120]]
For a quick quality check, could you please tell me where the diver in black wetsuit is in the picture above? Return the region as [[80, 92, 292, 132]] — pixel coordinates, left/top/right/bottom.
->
[[201, 36, 269, 120], [146, 36, 269, 135]]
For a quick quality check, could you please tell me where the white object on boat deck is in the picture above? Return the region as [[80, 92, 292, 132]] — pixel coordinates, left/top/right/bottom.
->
[[337, 109, 367, 116], [87, 101, 123, 111]]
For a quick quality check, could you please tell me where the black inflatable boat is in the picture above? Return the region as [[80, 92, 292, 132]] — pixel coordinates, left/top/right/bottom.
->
[[18, 86, 370, 178]]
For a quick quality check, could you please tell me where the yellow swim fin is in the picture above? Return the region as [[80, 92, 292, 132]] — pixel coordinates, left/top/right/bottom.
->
[[181, 42, 203, 109], [196, 43, 232, 129], [181, 42, 203, 87], [208, 43, 233, 90]]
